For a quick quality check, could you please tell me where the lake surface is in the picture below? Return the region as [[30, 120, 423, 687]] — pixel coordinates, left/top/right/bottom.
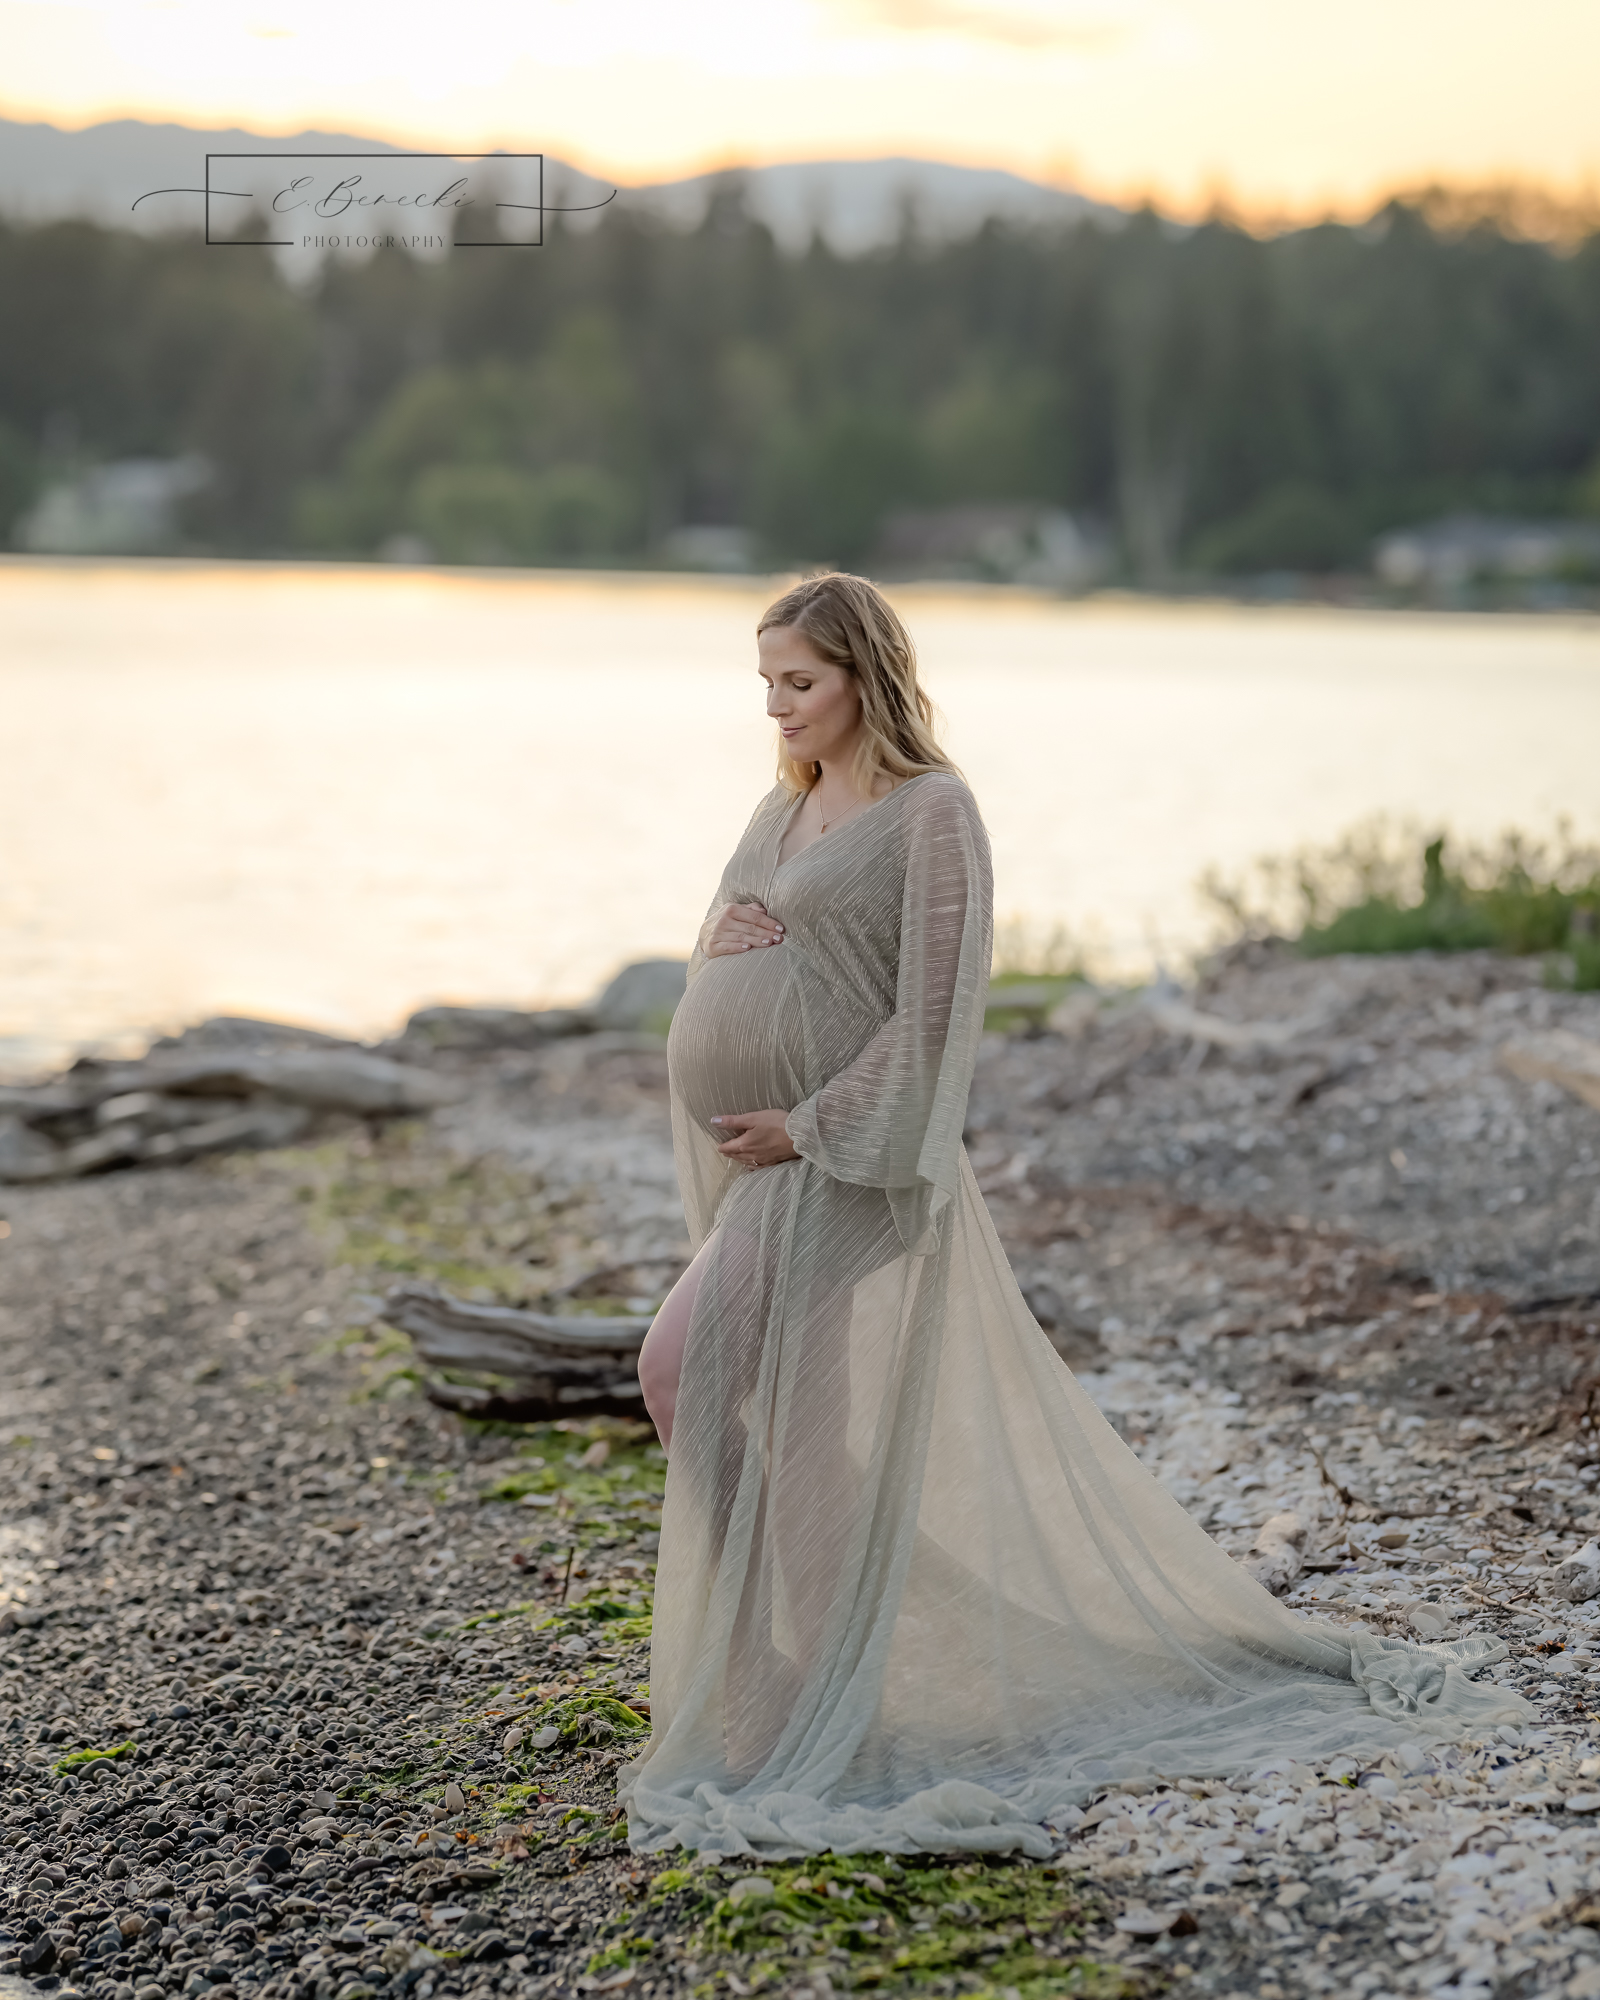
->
[[3, 556, 1598, 1074]]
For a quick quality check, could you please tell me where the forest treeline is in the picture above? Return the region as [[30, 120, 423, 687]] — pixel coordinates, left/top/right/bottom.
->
[[2, 183, 1600, 574]]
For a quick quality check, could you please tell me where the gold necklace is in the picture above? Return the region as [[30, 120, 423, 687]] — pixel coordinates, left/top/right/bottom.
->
[[814, 787, 866, 833]]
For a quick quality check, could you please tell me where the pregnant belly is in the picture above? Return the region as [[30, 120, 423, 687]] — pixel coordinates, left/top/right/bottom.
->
[[668, 946, 809, 1134]]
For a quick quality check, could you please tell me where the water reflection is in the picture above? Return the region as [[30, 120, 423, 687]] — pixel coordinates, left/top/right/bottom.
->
[[2, 559, 1597, 1074]]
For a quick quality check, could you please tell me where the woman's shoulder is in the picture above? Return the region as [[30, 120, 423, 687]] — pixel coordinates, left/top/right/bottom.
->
[[737, 783, 795, 833], [894, 768, 983, 826]]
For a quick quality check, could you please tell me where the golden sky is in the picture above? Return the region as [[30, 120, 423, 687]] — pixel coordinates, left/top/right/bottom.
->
[[3, 0, 1598, 220]]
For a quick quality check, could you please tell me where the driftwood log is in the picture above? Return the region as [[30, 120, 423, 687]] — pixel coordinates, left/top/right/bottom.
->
[[0, 1044, 462, 1183], [1500, 1029, 1600, 1113], [0, 959, 694, 1185], [379, 1279, 654, 1424], [1141, 989, 1338, 1049]]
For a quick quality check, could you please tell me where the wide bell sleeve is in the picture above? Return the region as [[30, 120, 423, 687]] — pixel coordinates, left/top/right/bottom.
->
[[784, 775, 993, 1253]]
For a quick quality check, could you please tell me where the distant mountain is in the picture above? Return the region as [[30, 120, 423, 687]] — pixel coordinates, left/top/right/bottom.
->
[[0, 114, 1120, 252], [603, 157, 1121, 253], [0, 115, 416, 235]]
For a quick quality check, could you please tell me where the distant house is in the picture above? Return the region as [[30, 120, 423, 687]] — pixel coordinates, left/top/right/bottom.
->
[[1374, 514, 1600, 589], [17, 456, 210, 555], [875, 504, 1110, 590], [657, 525, 755, 573]]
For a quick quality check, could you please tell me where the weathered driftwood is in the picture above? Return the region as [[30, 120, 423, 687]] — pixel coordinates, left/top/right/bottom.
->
[[1501, 1029, 1600, 1113], [1142, 992, 1337, 1049], [379, 1279, 653, 1424], [0, 956, 693, 1185], [0, 1042, 461, 1183]]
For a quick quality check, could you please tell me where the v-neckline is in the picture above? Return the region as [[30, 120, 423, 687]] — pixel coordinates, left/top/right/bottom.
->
[[772, 774, 919, 874]]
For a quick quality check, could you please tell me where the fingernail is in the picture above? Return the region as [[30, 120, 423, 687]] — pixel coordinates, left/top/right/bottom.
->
[[711, 1117, 723, 1124]]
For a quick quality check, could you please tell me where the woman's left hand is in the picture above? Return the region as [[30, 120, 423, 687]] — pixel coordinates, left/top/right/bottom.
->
[[711, 1109, 800, 1170]]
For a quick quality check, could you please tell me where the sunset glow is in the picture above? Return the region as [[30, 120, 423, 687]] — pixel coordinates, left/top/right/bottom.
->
[[2, 0, 1597, 221]]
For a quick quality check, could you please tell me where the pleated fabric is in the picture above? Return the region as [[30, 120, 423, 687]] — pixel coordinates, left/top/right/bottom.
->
[[619, 772, 1532, 1859]]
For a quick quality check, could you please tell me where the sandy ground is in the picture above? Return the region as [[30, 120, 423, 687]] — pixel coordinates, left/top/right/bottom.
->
[[1, 947, 1599, 2000]]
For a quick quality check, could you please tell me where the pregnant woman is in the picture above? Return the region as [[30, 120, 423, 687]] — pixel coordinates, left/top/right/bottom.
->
[[620, 571, 1528, 1859]]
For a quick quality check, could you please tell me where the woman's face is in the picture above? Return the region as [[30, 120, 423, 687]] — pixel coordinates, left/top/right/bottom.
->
[[759, 624, 862, 768]]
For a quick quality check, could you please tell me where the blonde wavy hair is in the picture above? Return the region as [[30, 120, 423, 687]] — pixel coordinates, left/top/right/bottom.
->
[[758, 571, 956, 798]]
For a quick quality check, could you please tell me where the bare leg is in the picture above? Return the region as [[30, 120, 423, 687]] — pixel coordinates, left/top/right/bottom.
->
[[637, 1230, 720, 1453]]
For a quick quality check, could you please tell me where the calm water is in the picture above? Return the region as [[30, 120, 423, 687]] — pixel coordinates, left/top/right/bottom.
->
[[3, 557, 1598, 1074]]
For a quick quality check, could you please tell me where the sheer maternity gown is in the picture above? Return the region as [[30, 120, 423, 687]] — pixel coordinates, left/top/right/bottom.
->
[[618, 771, 1531, 1859]]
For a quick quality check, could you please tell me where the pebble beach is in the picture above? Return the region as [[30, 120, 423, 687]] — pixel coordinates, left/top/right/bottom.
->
[[1, 943, 1599, 2000]]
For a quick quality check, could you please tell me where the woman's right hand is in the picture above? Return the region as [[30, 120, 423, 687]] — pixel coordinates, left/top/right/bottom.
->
[[701, 901, 785, 957]]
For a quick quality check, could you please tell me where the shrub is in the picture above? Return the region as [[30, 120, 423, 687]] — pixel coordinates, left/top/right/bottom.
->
[[1202, 819, 1600, 988]]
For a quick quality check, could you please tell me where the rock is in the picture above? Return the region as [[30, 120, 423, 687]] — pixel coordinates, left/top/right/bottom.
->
[[150, 1015, 361, 1055], [529, 1726, 560, 1750], [1243, 1511, 1306, 1596], [260, 1845, 293, 1873], [1045, 989, 1100, 1037], [0, 1113, 63, 1180], [396, 1007, 588, 1052], [19, 1935, 57, 1975], [588, 959, 687, 1033], [1560, 1544, 1600, 1602], [727, 1877, 775, 1905], [443, 1783, 466, 1814], [1114, 1907, 1190, 1937], [1566, 1793, 1600, 1814]]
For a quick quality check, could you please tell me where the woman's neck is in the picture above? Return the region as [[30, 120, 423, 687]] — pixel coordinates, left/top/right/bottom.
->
[[813, 747, 891, 802]]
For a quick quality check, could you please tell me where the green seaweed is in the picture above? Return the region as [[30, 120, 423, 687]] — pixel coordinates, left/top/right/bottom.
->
[[516, 1690, 650, 1751], [270, 1125, 584, 1305], [641, 1853, 1145, 1999], [587, 1933, 657, 1974], [54, 1739, 137, 1774]]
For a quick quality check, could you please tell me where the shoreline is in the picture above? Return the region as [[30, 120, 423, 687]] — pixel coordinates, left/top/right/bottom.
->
[[3, 549, 1599, 622]]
